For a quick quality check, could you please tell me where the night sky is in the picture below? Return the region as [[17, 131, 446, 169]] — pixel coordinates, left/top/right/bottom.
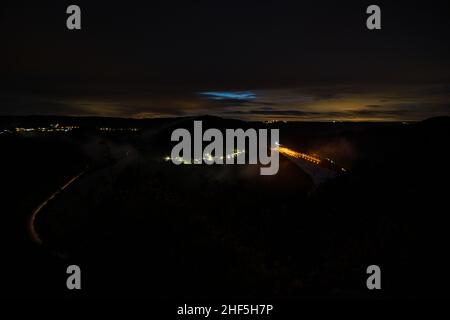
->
[[1, 0, 450, 121]]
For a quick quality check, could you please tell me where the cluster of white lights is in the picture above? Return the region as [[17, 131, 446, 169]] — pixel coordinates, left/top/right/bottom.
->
[[165, 149, 246, 164]]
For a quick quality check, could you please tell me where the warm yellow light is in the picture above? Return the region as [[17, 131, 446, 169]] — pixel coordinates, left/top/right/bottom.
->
[[277, 146, 321, 164]]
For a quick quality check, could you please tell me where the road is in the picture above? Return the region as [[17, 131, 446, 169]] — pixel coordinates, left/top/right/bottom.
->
[[28, 171, 85, 246], [27, 148, 135, 246]]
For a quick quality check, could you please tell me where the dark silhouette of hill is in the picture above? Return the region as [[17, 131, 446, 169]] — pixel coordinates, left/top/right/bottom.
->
[[0, 115, 449, 299]]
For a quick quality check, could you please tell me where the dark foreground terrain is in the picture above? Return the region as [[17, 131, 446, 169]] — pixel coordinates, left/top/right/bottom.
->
[[0, 115, 449, 299]]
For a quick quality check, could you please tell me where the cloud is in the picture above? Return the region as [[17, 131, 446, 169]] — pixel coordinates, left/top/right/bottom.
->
[[224, 109, 321, 116], [1, 84, 449, 121], [199, 91, 257, 101]]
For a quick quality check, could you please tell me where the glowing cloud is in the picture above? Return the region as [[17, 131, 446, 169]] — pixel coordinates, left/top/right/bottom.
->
[[199, 91, 257, 101]]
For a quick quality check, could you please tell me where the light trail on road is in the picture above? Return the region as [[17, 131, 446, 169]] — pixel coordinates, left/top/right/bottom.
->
[[28, 171, 85, 246], [276, 146, 321, 164]]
